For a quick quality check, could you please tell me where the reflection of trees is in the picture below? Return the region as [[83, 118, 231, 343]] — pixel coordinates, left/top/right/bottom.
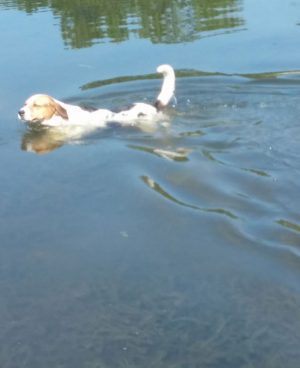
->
[[1, 0, 244, 48], [138, 0, 244, 43], [3, 0, 48, 13]]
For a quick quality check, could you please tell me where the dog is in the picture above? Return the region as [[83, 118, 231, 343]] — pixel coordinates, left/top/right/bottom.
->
[[18, 64, 175, 127]]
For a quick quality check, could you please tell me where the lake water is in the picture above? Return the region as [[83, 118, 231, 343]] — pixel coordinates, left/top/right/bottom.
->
[[1, 0, 300, 367]]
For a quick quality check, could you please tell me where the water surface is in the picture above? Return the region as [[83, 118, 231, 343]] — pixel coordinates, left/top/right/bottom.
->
[[0, 1, 300, 367]]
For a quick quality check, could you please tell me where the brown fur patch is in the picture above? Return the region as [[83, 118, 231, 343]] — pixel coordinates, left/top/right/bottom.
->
[[54, 102, 68, 120], [28, 95, 68, 122]]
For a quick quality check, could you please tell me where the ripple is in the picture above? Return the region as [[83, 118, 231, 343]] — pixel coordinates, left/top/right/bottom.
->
[[277, 219, 300, 234], [129, 144, 191, 162], [141, 175, 238, 220]]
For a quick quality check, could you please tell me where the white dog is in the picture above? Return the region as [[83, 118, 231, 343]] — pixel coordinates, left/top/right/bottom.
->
[[18, 64, 175, 127]]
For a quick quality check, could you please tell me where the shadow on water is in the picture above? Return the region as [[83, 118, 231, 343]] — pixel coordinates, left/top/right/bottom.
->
[[0, 0, 244, 47], [19, 71, 300, 255]]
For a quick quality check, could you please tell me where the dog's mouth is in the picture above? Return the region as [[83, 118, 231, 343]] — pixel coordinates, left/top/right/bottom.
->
[[18, 112, 42, 124], [30, 117, 43, 123]]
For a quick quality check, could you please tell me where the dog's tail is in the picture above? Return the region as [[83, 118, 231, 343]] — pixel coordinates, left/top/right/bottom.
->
[[154, 64, 175, 111]]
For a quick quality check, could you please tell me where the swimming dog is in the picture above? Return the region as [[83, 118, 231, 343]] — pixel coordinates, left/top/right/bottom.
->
[[18, 64, 175, 127]]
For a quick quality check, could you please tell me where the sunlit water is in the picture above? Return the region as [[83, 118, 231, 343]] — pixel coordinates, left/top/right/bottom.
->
[[1, 1, 300, 367]]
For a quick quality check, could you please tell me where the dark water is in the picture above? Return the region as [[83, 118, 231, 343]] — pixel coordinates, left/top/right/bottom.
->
[[1, 1, 300, 367]]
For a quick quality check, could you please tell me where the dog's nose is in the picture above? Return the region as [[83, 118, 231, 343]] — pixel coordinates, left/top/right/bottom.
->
[[18, 109, 25, 118]]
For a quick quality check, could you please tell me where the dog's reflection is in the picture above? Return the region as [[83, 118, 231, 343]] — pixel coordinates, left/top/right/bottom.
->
[[21, 120, 162, 154], [21, 125, 99, 154]]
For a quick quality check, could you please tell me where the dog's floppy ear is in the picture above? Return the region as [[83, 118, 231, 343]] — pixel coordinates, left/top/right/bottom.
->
[[55, 102, 68, 120]]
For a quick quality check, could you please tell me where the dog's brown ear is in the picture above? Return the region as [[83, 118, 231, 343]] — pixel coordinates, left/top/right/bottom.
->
[[55, 102, 68, 120]]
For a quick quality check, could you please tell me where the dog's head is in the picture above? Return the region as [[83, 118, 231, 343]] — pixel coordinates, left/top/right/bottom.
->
[[18, 94, 68, 123]]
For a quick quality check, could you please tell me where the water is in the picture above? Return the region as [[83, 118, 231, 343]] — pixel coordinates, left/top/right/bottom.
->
[[1, 1, 300, 367]]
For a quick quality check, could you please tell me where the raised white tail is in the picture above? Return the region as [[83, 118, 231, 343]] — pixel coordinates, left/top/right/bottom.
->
[[155, 64, 175, 110]]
